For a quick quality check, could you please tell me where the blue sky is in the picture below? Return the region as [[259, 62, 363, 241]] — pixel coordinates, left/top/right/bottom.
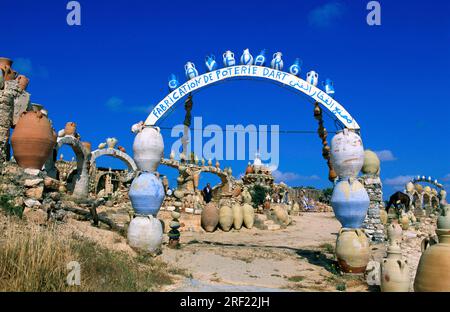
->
[[3, 0, 450, 198]]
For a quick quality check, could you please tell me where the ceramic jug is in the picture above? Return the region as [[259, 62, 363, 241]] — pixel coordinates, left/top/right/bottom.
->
[[223, 50, 235, 67], [271, 52, 283, 70], [240, 49, 253, 65], [380, 249, 410, 292], [330, 129, 365, 178], [306, 71, 319, 86], [185, 62, 199, 80], [335, 228, 370, 273], [438, 205, 450, 229], [254, 49, 266, 66], [205, 54, 218, 72], [132, 126, 164, 172], [289, 58, 302, 76]]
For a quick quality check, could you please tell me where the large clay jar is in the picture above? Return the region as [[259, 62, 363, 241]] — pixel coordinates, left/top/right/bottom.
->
[[381, 249, 410, 292], [219, 205, 233, 232], [133, 126, 164, 172], [128, 172, 165, 216], [127, 215, 163, 253], [64, 122, 76, 136], [16, 75, 29, 91], [242, 203, 255, 229], [201, 202, 219, 232], [330, 178, 370, 228], [414, 229, 450, 292], [232, 203, 244, 230], [274, 205, 290, 226], [438, 205, 450, 229], [400, 213, 410, 230], [242, 189, 252, 204], [335, 228, 370, 273], [330, 129, 364, 178], [361, 150, 380, 175], [11, 111, 56, 170], [379, 208, 388, 225]]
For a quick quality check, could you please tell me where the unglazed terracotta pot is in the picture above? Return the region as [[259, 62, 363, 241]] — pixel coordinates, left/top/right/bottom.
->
[[16, 75, 29, 91], [400, 214, 410, 230], [219, 205, 233, 232], [335, 228, 370, 273], [387, 222, 403, 245], [414, 229, 450, 292], [232, 203, 244, 230], [241, 189, 252, 204], [330, 129, 364, 178], [264, 200, 271, 210], [64, 122, 77, 136], [0, 58, 13, 81], [245, 163, 254, 175], [361, 150, 380, 175], [133, 126, 164, 172], [438, 205, 450, 229], [381, 250, 410, 292], [82, 142, 92, 153], [11, 111, 56, 169], [201, 202, 219, 232], [242, 203, 255, 229], [379, 208, 388, 225], [274, 205, 290, 225]]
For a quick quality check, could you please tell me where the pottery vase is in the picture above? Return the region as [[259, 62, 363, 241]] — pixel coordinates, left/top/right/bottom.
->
[[133, 126, 164, 172], [400, 214, 410, 230], [106, 137, 118, 149], [361, 150, 380, 175], [381, 250, 410, 292], [240, 49, 253, 65], [242, 203, 255, 229], [219, 205, 233, 232], [264, 200, 271, 210], [387, 222, 403, 245], [128, 172, 165, 216], [437, 205, 450, 229], [330, 178, 369, 228], [201, 202, 219, 232], [82, 142, 92, 153], [330, 129, 365, 178], [11, 111, 56, 170], [64, 122, 77, 136], [232, 203, 244, 230], [127, 215, 163, 253], [270, 52, 283, 70], [306, 71, 319, 86], [16, 75, 29, 91], [274, 205, 290, 226], [242, 189, 252, 204], [414, 229, 450, 292], [335, 228, 370, 273]]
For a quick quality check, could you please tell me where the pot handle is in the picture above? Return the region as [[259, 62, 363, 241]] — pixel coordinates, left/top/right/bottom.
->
[[397, 260, 405, 270], [421, 238, 429, 252]]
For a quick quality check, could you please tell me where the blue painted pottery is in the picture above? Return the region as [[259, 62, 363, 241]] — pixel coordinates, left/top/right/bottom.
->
[[331, 178, 369, 228], [129, 172, 165, 216]]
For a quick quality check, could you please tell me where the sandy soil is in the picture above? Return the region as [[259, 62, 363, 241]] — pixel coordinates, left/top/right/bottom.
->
[[160, 213, 373, 292]]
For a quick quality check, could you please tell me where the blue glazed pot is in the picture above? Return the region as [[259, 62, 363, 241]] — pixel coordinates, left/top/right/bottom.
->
[[331, 179, 369, 228], [129, 172, 165, 216]]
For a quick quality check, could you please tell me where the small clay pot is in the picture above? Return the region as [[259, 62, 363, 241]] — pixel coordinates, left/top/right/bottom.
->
[[64, 122, 77, 136], [16, 75, 29, 91], [82, 142, 92, 153]]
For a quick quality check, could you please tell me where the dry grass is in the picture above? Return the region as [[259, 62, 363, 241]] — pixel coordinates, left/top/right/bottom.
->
[[0, 215, 179, 292]]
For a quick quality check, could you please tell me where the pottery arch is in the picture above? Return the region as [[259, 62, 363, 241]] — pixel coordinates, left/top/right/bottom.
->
[[44, 135, 91, 198], [90, 148, 138, 183], [144, 65, 360, 130]]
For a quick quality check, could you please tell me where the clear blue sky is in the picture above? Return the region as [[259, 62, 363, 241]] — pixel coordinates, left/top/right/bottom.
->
[[3, 0, 450, 198]]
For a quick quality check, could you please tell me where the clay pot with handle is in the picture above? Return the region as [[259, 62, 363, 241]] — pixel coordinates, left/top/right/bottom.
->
[[64, 122, 77, 136], [11, 111, 57, 170], [16, 75, 29, 91], [335, 228, 370, 273], [380, 249, 410, 292]]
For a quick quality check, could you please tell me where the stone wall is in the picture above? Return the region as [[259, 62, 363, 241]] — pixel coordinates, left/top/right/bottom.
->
[[360, 174, 385, 242]]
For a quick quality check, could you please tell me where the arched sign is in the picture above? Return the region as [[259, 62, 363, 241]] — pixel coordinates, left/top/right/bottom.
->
[[145, 65, 360, 130]]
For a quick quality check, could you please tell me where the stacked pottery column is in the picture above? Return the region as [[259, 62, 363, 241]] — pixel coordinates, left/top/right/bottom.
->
[[330, 129, 371, 273], [128, 124, 165, 254]]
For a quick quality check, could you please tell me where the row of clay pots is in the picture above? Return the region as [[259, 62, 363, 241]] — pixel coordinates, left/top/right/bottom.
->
[[202, 203, 254, 233]]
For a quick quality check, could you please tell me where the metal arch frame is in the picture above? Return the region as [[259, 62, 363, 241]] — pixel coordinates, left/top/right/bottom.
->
[[144, 65, 360, 131]]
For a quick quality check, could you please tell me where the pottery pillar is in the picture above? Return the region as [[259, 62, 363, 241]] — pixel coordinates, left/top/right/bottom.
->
[[360, 174, 385, 242], [0, 80, 22, 166]]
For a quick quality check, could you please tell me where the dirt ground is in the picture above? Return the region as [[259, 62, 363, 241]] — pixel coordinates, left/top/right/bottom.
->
[[160, 213, 378, 292]]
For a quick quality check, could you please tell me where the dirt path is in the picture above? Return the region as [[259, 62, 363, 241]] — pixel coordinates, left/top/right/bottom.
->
[[161, 213, 371, 292]]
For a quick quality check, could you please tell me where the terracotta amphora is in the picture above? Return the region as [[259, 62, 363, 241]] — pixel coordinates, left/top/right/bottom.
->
[[335, 228, 370, 273], [64, 122, 77, 136], [414, 229, 450, 292], [201, 202, 219, 232], [380, 249, 410, 292], [16, 75, 29, 91], [11, 111, 56, 169]]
